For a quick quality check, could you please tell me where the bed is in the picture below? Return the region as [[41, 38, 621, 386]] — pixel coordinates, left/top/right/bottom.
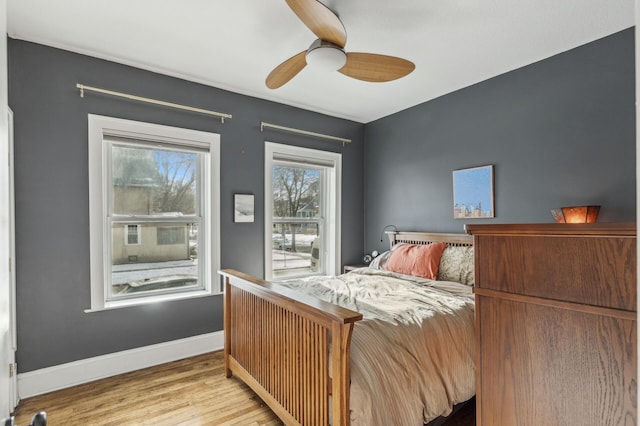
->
[[219, 231, 475, 426]]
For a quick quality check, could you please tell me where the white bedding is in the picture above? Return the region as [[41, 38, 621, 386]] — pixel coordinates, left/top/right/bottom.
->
[[277, 268, 476, 425]]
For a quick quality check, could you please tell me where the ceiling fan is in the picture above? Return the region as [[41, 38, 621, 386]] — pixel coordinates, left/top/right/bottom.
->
[[266, 0, 416, 89]]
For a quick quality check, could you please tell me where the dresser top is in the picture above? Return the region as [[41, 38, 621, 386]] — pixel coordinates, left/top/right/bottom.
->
[[466, 222, 636, 237]]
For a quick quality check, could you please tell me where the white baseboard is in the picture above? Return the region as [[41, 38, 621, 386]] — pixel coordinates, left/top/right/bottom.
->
[[17, 331, 224, 399]]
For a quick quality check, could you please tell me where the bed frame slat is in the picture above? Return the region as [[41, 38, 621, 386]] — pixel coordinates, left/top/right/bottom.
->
[[387, 231, 473, 247]]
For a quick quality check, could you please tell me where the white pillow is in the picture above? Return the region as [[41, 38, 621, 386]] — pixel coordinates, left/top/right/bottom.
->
[[437, 246, 474, 285], [369, 250, 391, 270]]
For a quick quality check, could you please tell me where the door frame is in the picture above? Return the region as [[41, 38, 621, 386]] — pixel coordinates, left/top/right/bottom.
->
[[7, 108, 17, 411]]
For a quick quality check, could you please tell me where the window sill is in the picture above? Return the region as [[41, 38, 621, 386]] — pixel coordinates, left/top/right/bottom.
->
[[84, 289, 221, 313]]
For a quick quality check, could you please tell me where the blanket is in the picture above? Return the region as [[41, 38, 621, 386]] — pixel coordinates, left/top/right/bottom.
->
[[278, 268, 476, 425]]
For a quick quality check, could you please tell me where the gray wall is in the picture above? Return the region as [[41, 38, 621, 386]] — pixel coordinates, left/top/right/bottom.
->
[[364, 29, 636, 253], [9, 28, 636, 373], [9, 40, 364, 372]]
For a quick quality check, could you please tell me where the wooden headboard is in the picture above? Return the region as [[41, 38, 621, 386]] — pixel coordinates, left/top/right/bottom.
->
[[386, 231, 473, 248]]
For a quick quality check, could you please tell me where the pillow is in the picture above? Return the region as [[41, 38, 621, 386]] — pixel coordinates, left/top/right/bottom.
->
[[369, 250, 391, 270], [437, 245, 475, 285], [385, 243, 448, 280]]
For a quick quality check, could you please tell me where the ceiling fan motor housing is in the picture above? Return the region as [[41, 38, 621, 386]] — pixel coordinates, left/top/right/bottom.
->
[[305, 39, 347, 71]]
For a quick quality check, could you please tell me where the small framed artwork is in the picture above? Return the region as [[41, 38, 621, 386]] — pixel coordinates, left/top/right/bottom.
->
[[234, 194, 255, 223], [452, 165, 494, 219]]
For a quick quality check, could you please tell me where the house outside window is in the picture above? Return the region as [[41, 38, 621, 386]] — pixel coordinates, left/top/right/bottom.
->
[[88, 115, 220, 310], [265, 142, 341, 280]]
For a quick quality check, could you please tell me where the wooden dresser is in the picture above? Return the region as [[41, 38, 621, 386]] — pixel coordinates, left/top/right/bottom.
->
[[467, 223, 637, 426]]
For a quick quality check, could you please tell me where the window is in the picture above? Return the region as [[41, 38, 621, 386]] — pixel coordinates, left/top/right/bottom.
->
[[88, 115, 220, 310], [157, 226, 186, 245], [265, 142, 341, 280], [125, 224, 141, 245]]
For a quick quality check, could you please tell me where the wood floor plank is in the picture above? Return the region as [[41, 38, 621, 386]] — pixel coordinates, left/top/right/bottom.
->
[[13, 352, 282, 426], [12, 350, 475, 425]]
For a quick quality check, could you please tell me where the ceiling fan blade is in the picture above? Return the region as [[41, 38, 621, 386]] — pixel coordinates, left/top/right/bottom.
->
[[266, 51, 307, 89], [285, 0, 347, 48], [338, 52, 415, 82]]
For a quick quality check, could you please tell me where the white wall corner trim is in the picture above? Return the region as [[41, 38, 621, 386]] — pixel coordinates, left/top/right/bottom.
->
[[17, 331, 224, 399]]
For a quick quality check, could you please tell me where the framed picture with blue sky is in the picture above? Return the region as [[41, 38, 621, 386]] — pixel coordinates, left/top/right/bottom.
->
[[452, 165, 494, 219]]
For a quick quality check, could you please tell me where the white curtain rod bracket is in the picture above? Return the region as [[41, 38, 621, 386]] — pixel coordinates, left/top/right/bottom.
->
[[76, 83, 232, 123], [260, 121, 351, 147]]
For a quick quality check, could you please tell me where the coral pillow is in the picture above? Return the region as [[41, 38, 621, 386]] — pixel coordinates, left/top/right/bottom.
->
[[385, 243, 448, 280]]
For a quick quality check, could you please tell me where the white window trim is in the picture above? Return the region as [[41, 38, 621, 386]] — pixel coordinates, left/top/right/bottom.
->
[[264, 142, 341, 281], [87, 115, 221, 311]]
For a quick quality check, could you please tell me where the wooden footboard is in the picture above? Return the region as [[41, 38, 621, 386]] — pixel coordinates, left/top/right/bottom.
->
[[219, 269, 363, 426]]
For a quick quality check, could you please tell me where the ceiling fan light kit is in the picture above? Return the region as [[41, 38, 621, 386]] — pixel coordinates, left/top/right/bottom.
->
[[265, 0, 414, 89], [305, 39, 347, 71]]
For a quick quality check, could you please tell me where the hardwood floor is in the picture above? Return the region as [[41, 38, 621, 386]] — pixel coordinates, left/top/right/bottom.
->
[[13, 351, 475, 425]]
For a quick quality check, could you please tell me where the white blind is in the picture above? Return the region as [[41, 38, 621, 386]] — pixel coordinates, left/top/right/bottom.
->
[[103, 134, 210, 153], [272, 152, 335, 168]]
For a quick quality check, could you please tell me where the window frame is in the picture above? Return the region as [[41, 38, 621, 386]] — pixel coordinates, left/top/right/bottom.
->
[[87, 115, 221, 311], [264, 142, 341, 281]]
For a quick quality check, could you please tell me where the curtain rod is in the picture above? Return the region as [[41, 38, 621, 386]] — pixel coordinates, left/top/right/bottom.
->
[[260, 121, 351, 146], [76, 84, 232, 123]]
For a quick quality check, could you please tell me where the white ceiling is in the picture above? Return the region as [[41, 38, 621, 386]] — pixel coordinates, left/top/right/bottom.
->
[[7, 0, 635, 123]]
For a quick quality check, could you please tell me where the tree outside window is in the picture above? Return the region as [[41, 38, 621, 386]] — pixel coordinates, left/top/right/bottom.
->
[[272, 165, 320, 253]]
